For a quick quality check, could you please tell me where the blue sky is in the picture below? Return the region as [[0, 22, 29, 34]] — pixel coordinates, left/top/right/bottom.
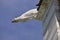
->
[[0, 0, 43, 40]]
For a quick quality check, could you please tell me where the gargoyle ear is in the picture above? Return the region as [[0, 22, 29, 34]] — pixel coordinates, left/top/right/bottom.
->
[[36, 0, 43, 6], [36, 0, 43, 11], [36, 4, 39, 6]]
